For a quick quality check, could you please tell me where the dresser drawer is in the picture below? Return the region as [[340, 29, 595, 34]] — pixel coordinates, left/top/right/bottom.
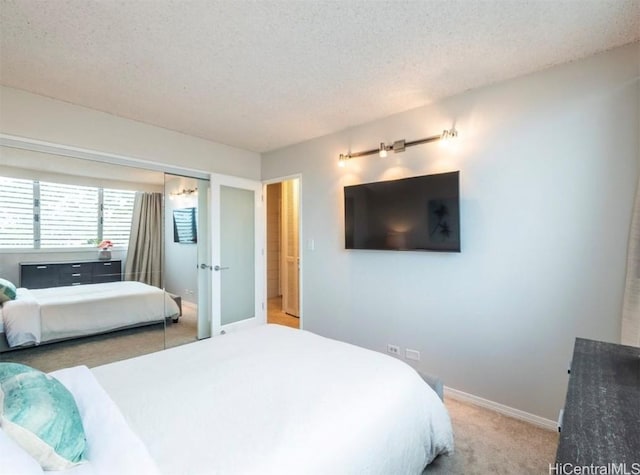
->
[[58, 262, 94, 275], [20, 260, 122, 288], [59, 273, 93, 286], [20, 264, 59, 289], [93, 261, 122, 283]]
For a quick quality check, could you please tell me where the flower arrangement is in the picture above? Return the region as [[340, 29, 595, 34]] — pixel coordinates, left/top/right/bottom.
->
[[97, 240, 113, 250], [97, 240, 113, 260]]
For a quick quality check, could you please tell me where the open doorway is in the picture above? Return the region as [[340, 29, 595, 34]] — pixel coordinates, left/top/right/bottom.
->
[[266, 178, 300, 329]]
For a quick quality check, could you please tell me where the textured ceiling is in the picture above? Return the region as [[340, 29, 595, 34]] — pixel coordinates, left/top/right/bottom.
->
[[1, 1, 638, 153]]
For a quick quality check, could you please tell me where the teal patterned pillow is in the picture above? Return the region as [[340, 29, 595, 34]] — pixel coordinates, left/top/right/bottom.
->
[[0, 278, 17, 303], [0, 363, 86, 470]]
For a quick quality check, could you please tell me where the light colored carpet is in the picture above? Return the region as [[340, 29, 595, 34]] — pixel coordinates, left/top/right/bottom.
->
[[165, 303, 198, 348], [0, 323, 166, 372], [0, 305, 199, 372], [425, 398, 558, 474]]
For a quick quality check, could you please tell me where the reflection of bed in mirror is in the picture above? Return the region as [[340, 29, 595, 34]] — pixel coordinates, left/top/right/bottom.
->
[[0, 145, 199, 359], [0, 281, 180, 352]]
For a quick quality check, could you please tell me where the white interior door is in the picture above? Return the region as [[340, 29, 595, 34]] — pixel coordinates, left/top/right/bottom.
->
[[210, 173, 265, 335]]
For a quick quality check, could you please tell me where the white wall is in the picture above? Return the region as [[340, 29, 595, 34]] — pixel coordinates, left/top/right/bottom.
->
[[1, 146, 165, 193], [262, 42, 640, 421], [0, 86, 261, 180], [164, 175, 199, 304]]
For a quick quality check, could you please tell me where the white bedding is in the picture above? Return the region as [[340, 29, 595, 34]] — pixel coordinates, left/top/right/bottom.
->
[[51, 366, 160, 475], [0, 365, 160, 475], [92, 324, 454, 474], [1, 282, 179, 348]]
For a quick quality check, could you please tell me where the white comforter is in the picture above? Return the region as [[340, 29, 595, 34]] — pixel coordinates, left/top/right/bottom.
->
[[1, 282, 179, 348], [52, 366, 160, 475], [93, 324, 454, 474]]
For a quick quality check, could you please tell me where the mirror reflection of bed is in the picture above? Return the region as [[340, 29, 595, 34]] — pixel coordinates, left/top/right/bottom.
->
[[0, 146, 204, 373]]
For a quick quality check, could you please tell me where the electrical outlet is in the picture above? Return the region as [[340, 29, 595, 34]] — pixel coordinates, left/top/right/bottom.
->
[[405, 349, 421, 361], [387, 344, 400, 355]]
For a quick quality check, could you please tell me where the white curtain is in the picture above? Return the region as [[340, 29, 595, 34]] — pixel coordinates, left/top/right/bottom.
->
[[622, 178, 640, 347], [125, 192, 163, 287]]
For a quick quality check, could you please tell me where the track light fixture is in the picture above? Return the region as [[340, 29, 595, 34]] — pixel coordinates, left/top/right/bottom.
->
[[379, 142, 388, 158], [440, 128, 458, 143], [338, 127, 458, 166]]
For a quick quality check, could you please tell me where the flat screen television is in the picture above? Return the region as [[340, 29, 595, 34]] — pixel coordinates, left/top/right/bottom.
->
[[344, 171, 460, 252], [173, 207, 198, 244]]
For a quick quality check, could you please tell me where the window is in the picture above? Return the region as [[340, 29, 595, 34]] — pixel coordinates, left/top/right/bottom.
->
[[103, 189, 136, 248], [40, 181, 99, 248], [0, 176, 137, 250], [0, 176, 34, 248]]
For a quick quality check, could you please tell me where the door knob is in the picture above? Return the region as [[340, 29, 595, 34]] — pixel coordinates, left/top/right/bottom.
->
[[199, 263, 213, 270], [214, 265, 230, 271]]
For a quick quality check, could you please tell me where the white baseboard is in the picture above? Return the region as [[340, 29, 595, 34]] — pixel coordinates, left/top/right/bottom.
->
[[444, 386, 557, 431]]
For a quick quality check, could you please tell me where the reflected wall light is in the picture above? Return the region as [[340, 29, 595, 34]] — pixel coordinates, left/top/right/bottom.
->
[[168, 187, 198, 200], [338, 127, 458, 167]]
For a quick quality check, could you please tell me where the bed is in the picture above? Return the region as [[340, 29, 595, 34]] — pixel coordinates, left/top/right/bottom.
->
[[14, 324, 454, 474], [0, 281, 180, 351]]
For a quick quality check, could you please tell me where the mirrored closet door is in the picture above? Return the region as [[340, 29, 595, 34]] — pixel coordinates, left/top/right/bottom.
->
[[0, 145, 171, 372], [163, 174, 211, 347]]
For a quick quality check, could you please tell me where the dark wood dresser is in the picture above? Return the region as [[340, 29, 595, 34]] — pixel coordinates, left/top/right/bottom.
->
[[556, 338, 640, 466], [20, 260, 122, 289]]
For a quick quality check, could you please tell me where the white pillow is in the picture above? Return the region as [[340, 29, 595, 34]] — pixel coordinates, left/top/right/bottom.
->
[[50, 366, 160, 475], [0, 428, 44, 474]]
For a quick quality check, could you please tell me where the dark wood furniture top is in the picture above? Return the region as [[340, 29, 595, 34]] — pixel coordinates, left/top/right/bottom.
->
[[20, 260, 122, 289], [556, 337, 640, 465]]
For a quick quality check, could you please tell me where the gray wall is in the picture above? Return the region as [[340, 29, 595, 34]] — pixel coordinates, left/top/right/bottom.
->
[[261, 43, 640, 420], [164, 175, 199, 304]]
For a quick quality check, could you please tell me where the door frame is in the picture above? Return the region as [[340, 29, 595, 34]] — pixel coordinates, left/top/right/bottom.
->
[[263, 174, 303, 329], [195, 177, 212, 340], [210, 173, 266, 335]]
